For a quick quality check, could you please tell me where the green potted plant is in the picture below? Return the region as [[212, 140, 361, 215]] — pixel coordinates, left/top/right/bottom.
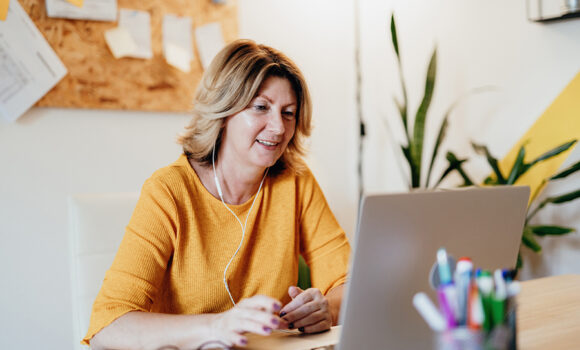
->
[[438, 139, 579, 268], [388, 14, 490, 189]]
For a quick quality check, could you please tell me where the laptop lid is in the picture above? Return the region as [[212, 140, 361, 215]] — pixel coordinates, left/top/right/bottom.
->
[[337, 186, 530, 349]]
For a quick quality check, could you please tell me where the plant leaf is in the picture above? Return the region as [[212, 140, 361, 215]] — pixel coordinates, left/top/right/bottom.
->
[[401, 145, 412, 165], [393, 95, 404, 116], [544, 189, 580, 205], [401, 145, 420, 188], [436, 152, 473, 187], [527, 140, 577, 168], [457, 166, 475, 187], [411, 48, 437, 187], [506, 145, 526, 184], [436, 152, 458, 187], [390, 14, 410, 142], [390, 14, 399, 59], [527, 189, 580, 222], [471, 142, 506, 184], [522, 226, 542, 253], [426, 117, 448, 188], [529, 225, 576, 236], [550, 160, 580, 180], [516, 251, 522, 270]]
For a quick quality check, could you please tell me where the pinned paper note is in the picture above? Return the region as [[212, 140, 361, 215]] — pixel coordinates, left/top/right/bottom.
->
[[0, 0, 67, 121], [162, 14, 193, 72], [46, 0, 116, 22], [119, 9, 152, 59], [195, 22, 225, 70], [0, 0, 9, 21], [165, 43, 191, 73], [104, 26, 137, 59], [65, 0, 83, 8]]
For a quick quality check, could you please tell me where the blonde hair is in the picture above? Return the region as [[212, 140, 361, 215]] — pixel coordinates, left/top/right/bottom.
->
[[177, 39, 312, 174]]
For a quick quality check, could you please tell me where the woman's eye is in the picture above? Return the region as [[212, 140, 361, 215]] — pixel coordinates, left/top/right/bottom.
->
[[283, 111, 296, 119], [253, 104, 268, 111]]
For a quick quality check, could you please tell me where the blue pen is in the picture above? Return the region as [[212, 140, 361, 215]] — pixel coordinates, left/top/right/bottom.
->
[[437, 248, 453, 284]]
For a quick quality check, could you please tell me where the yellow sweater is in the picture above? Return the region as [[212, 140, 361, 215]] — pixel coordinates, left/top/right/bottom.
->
[[83, 155, 350, 344]]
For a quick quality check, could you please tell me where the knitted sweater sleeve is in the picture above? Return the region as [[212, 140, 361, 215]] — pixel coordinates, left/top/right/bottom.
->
[[82, 177, 178, 345], [298, 171, 350, 295]]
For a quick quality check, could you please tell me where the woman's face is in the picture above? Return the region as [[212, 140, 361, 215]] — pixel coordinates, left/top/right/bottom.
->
[[220, 76, 297, 171]]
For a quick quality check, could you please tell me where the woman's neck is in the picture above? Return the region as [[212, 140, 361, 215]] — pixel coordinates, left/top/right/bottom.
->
[[217, 160, 267, 204], [190, 158, 267, 205]]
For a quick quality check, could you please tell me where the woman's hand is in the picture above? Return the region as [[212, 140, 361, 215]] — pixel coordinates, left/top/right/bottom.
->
[[278, 286, 333, 334], [207, 295, 286, 348]]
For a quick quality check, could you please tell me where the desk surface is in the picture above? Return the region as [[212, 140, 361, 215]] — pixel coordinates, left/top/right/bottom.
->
[[517, 274, 580, 350], [242, 274, 580, 350]]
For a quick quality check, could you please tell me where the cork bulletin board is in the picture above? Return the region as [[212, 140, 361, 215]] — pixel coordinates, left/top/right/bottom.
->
[[19, 0, 238, 112]]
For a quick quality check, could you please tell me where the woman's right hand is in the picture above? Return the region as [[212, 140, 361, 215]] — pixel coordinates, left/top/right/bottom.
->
[[206, 295, 287, 348]]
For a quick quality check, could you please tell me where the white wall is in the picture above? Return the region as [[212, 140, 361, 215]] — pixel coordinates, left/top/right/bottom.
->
[[238, 0, 358, 236], [0, 109, 191, 348], [0, 0, 579, 349]]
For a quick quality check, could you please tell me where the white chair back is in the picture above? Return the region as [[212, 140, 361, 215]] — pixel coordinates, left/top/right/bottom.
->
[[68, 193, 139, 349]]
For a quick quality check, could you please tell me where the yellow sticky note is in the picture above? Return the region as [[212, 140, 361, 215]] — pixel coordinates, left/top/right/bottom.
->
[[499, 70, 580, 204], [65, 0, 83, 8], [0, 0, 9, 21]]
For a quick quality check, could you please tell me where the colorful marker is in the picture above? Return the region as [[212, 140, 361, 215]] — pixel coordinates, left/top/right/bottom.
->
[[454, 257, 473, 325]]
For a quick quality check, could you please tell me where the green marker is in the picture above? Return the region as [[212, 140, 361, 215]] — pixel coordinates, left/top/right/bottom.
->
[[491, 269, 507, 325], [476, 270, 493, 331]]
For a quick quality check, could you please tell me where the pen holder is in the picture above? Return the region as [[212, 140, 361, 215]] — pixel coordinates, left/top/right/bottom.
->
[[436, 301, 516, 350]]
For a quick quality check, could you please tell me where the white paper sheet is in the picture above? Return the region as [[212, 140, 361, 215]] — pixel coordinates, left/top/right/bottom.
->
[[195, 22, 225, 70], [162, 14, 193, 72], [119, 9, 152, 59], [45, 0, 117, 22], [104, 26, 137, 59], [0, 0, 67, 122], [164, 43, 191, 73]]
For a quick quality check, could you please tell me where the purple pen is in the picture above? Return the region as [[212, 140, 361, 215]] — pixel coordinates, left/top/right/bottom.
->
[[437, 284, 457, 328]]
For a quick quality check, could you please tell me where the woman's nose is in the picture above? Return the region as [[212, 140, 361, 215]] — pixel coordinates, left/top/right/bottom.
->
[[267, 110, 285, 135]]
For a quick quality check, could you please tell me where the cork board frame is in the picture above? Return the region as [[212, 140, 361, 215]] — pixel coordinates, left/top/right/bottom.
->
[[20, 0, 238, 112]]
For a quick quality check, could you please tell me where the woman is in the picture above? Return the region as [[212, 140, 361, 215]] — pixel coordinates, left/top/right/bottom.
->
[[84, 39, 350, 349]]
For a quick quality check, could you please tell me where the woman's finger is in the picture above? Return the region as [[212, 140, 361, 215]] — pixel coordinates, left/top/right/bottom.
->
[[300, 316, 333, 334], [233, 317, 277, 336], [238, 295, 282, 313], [291, 309, 329, 330], [283, 299, 322, 324], [281, 288, 317, 315], [236, 307, 284, 330]]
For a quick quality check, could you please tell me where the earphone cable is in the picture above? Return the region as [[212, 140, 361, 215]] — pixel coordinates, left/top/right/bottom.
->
[[212, 145, 268, 306]]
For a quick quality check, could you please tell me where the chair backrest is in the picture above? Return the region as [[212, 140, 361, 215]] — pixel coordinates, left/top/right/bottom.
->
[[68, 193, 139, 349]]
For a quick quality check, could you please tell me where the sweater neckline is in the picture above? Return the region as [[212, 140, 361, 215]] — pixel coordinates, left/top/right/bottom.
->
[[177, 154, 266, 211]]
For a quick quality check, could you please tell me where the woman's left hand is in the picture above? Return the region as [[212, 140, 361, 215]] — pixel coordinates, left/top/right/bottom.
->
[[278, 286, 332, 334]]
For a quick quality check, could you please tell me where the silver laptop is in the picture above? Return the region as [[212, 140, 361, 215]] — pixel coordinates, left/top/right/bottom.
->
[[336, 186, 530, 349]]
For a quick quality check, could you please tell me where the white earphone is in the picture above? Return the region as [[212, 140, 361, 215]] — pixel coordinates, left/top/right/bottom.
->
[[212, 144, 267, 306]]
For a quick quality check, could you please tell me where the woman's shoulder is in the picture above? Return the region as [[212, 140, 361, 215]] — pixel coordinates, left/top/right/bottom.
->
[[271, 163, 318, 191], [145, 154, 194, 189]]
